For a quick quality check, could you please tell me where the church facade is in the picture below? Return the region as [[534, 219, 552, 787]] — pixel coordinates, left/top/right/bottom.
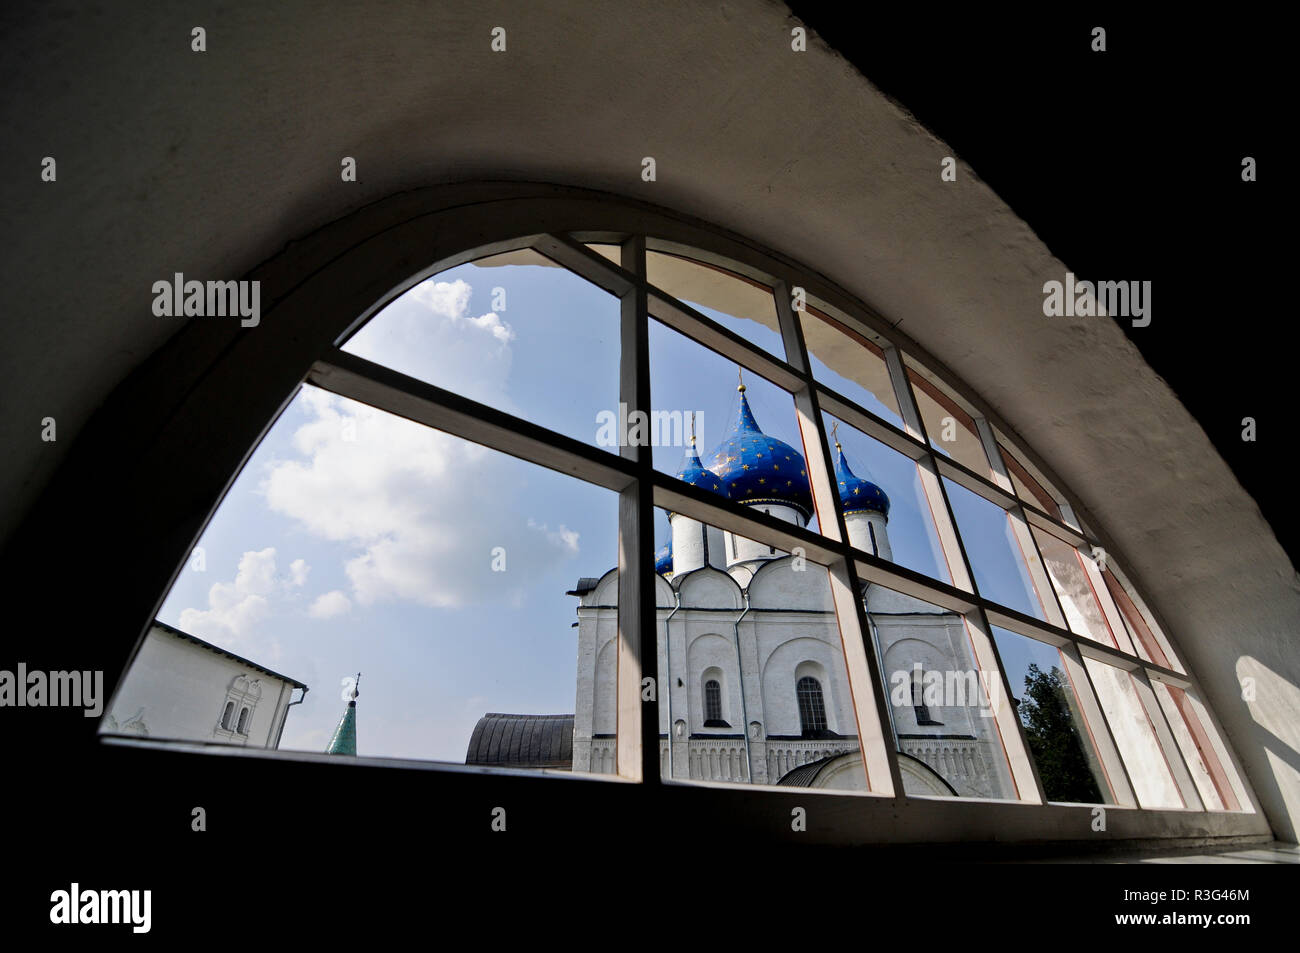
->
[[568, 382, 1016, 798]]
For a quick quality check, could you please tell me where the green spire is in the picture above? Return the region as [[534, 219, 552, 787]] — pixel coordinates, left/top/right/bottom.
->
[[326, 673, 359, 756]]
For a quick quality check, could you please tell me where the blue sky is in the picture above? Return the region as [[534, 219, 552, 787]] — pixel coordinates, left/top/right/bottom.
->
[[150, 252, 1050, 766]]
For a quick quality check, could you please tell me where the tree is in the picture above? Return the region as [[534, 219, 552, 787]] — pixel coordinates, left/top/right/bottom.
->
[[1016, 664, 1104, 804]]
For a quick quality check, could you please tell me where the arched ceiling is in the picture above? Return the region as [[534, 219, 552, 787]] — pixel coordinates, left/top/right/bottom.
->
[[1, 0, 1296, 840]]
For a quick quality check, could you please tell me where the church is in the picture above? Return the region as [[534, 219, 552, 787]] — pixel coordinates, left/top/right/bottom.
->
[[471, 377, 1015, 799]]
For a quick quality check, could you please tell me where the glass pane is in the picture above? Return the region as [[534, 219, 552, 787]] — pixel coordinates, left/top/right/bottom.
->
[[649, 318, 817, 533], [1153, 682, 1242, 811], [1083, 659, 1184, 808], [1031, 526, 1120, 648], [800, 307, 903, 430], [990, 627, 1113, 804], [998, 439, 1062, 520], [1102, 569, 1182, 672], [653, 510, 873, 792], [867, 584, 1018, 799], [905, 365, 993, 476], [822, 413, 950, 583], [106, 385, 618, 776], [584, 242, 621, 265], [646, 250, 786, 360], [943, 478, 1051, 619], [341, 249, 620, 448]]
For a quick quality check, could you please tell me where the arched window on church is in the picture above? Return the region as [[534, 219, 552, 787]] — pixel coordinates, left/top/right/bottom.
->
[[704, 679, 724, 726], [220, 701, 234, 731], [796, 676, 828, 737], [236, 707, 250, 734], [868, 522, 879, 556], [913, 670, 943, 726]]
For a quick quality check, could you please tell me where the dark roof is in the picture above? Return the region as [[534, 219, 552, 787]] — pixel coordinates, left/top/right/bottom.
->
[[776, 754, 846, 787], [465, 713, 574, 769], [150, 619, 309, 689], [565, 577, 600, 596]]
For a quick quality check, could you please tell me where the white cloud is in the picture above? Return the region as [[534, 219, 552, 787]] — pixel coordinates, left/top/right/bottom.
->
[[343, 277, 517, 407], [527, 518, 580, 555], [262, 388, 582, 609], [309, 590, 352, 619], [178, 549, 319, 647], [179, 547, 277, 647], [260, 273, 581, 610]]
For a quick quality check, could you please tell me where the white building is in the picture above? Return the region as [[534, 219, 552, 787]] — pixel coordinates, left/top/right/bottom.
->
[[560, 382, 1011, 796], [103, 620, 308, 749]]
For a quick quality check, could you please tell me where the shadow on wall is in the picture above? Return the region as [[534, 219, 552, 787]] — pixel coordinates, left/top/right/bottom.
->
[[1236, 656, 1300, 841]]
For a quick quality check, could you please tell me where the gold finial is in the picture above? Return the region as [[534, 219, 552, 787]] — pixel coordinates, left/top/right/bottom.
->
[[737, 366, 746, 393], [832, 421, 841, 450], [689, 411, 696, 446]]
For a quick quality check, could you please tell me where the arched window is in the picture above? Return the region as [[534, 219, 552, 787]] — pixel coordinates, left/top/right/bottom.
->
[[703, 679, 724, 726], [220, 701, 234, 730], [236, 707, 250, 734], [796, 676, 828, 736], [913, 670, 942, 726], [112, 190, 1254, 836]]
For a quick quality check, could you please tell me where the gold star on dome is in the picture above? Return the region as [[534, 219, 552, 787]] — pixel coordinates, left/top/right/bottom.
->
[[758, 477, 766, 484], [741, 464, 750, 470]]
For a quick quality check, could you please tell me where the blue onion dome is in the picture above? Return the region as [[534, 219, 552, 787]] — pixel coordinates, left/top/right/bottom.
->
[[667, 421, 730, 521], [676, 437, 728, 498], [705, 380, 813, 519], [655, 542, 673, 575], [834, 440, 890, 516]]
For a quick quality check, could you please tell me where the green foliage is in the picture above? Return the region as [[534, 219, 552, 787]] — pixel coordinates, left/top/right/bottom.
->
[[1017, 663, 1104, 804]]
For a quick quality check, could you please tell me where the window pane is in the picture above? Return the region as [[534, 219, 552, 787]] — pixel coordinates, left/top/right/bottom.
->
[[799, 307, 903, 430], [653, 510, 873, 792], [997, 439, 1063, 519], [1102, 569, 1182, 672], [646, 250, 786, 360], [905, 363, 993, 476], [106, 385, 619, 776], [649, 319, 817, 533], [943, 478, 1051, 619], [822, 413, 951, 584], [584, 242, 622, 265], [1083, 659, 1183, 808], [1031, 526, 1120, 648], [1152, 682, 1242, 812], [990, 627, 1113, 804], [341, 248, 620, 448], [867, 583, 1018, 799]]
